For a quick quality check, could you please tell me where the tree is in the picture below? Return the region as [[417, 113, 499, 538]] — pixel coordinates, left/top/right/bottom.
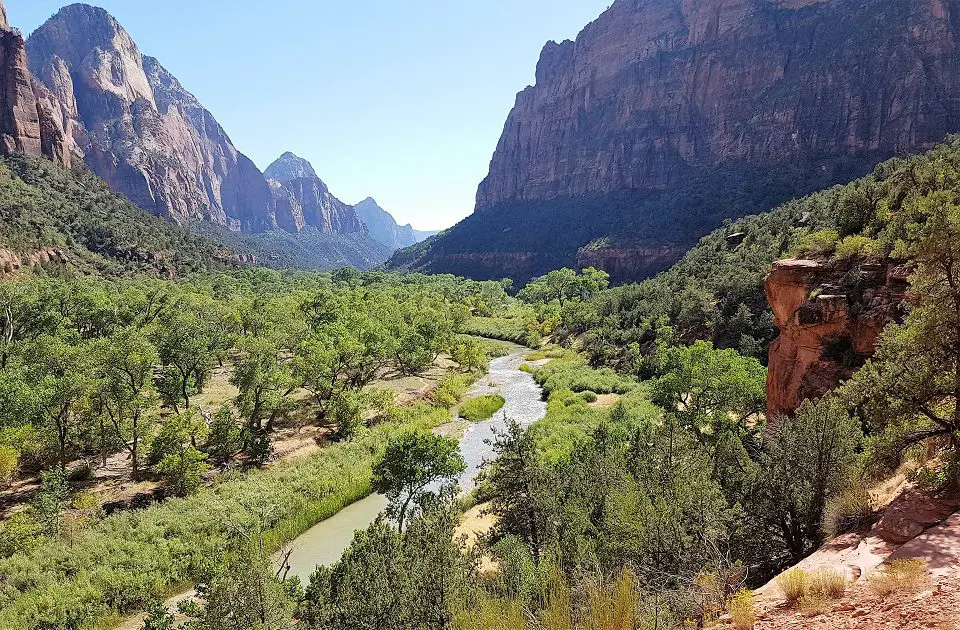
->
[[371, 432, 465, 532], [232, 336, 297, 435], [154, 296, 235, 412], [519, 268, 580, 307], [97, 328, 159, 481], [24, 335, 96, 471], [753, 395, 862, 562], [140, 600, 175, 630], [33, 468, 69, 537], [843, 197, 960, 475], [650, 341, 766, 438], [157, 446, 210, 497]]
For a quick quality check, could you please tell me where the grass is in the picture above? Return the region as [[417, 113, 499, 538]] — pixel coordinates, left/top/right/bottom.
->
[[533, 356, 637, 396], [868, 559, 930, 597], [460, 315, 533, 346], [434, 372, 481, 408], [776, 570, 810, 606], [459, 394, 506, 422]]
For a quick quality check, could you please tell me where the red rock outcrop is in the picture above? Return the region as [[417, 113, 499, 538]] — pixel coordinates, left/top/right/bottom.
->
[[765, 258, 910, 418], [0, 0, 74, 165], [477, 0, 960, 210], [0, 246, 71, 274]]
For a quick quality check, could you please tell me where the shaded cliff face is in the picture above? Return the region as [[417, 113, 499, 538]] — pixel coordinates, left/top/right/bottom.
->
[[353, 197, 438, 252], [0, 0, 73, 165], [264, 152, 367, 235], [399, 0, 960, 282], [26, 3, 275, 231], [765, 258, 910, 418]]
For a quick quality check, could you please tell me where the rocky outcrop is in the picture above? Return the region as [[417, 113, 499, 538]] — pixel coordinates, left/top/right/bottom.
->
[[0, 246, 70, 274], [353, 197, 438, 252], [478, 0, 960, 209], [264, 152, 367, 235], [765, 258, 910, 418], [25, 3, 275, 231], [0, 0, 74, 165]]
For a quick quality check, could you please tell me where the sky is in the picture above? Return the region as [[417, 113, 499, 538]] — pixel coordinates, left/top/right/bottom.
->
[[9, 0, 611, 231]]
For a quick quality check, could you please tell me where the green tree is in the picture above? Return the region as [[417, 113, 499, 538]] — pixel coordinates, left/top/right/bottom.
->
[[140, 600, 175, 630], [97, 328, 159, 481], [157, 446, 210, 497], [650, 341, 766, 438], [33, 468, 69, 537], [372, 432, 465, 532]]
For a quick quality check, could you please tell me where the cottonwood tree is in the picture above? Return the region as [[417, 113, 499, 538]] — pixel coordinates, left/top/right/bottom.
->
[[97, 328, 159, 481], [372, 431, 465, 532]]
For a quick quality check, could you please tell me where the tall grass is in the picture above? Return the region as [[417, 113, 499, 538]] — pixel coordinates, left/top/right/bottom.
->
[[533, 357, 637, 396], [460, 394, 506, 422], [0, 409, 440, 630]]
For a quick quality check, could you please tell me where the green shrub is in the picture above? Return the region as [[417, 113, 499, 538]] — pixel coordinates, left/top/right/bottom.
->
[[434, 373, 478, 408], [834, 235, 876, 260], [0, 445, 19, 486], [579, 391, 598, 403], [790, 228, 840, 257], [459, 394, 506, 422], [156, 447, 211, 497], [534, 357, 637, 395]]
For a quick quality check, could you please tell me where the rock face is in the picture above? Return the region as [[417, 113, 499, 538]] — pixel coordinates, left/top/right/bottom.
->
[[264, 152, 367, 235], [0, 0, 73, 165], [478, 0, 960, 208], [765, 258, 910, 418], [353, 197, 438, 252], [402, 0, 960, 282], [25, 3, 276, 231]]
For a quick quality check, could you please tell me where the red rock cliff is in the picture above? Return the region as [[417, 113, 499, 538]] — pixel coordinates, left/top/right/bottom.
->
[[0, 0, 74, 165], [477, 0, 960, 210], [765, 258, 910, 418]]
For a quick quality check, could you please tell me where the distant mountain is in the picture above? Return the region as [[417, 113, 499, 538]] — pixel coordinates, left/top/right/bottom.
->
[[17, 3, 387, 270], [393, 0, 960, 283], [264, 152, 370, 236], [354, 197, 438, 252]]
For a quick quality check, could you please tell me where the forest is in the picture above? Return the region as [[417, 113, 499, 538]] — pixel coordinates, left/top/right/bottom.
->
[[3, 136, 960, 628]]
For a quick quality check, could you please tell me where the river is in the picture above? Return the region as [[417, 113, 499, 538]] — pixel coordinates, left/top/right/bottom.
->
[[281, 345, 545, 582]]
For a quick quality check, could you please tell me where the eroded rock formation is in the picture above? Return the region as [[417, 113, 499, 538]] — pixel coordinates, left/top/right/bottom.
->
[[401, 0, 960, 282], [0, 0, 74, 165], [765, 258, 910, 418], [264, 152, 367, 235], [478, 0, 960, 209], [25, 3, 275, 231]]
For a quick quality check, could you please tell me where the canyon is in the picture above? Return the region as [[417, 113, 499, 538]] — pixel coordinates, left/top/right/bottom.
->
[[395, 0, 960, 282]]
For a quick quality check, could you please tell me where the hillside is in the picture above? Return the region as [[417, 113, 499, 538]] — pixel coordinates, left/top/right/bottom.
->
[[396, 0, 960, 283], [354, 197, 438, 252], [0, 153, 238, 277]]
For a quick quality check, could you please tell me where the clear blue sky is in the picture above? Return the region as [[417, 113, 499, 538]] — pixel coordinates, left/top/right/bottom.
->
[[8, 1, 610, 230]]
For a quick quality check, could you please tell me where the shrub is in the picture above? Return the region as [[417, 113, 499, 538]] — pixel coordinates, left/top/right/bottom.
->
[[580, 391, 598, 403], [776, 569, 810, 606], [727, 589, 756, 630], [835, 235, 876, 260], [798, 592, 829, 617], [157, 447, 211, 497], [868, 559, 930, 597], [790, 228, 840, 257], [810, 569, 847, 599], [0, 512, 43, 559], [518, 363, 534, 374], [434, 373, 478, 408], [460, 394, 506, 422], [822, 484, 873, 538], [0, 445, 19, 486]]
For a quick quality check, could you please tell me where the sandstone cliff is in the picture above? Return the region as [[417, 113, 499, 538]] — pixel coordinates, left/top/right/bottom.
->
[[26, 3, 275, 231], [264, 152, 368, 235], [765, 258, 910, 418], [0, 0, 73, 165], [400, 0, 960, 282]]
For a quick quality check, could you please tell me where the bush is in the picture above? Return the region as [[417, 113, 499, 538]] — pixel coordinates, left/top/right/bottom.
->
[[459, 395, 506, 422], [822, 484, 873, 538], [579, 391, 598, 403], [434, 373, 478, 408], [0, 445, 19, 486], [157, 447, 211, 497], [835, 235, 876, 260], [868, 559, 930, 597], [810, 569, 847, 599], [727, 590, 756, 630], [776, 570, 810, 606], [534, 357, 637, 396], [790, 228, 840, 257]]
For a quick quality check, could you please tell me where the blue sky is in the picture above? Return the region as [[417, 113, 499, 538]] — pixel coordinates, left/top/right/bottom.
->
[[9, 1, 610, 230]]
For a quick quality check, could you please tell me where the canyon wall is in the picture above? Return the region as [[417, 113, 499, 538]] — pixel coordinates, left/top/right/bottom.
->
[[765, 258, 910, 418]]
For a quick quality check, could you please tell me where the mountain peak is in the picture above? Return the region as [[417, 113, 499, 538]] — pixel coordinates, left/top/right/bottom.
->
[[265, 152, 319, 184]]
